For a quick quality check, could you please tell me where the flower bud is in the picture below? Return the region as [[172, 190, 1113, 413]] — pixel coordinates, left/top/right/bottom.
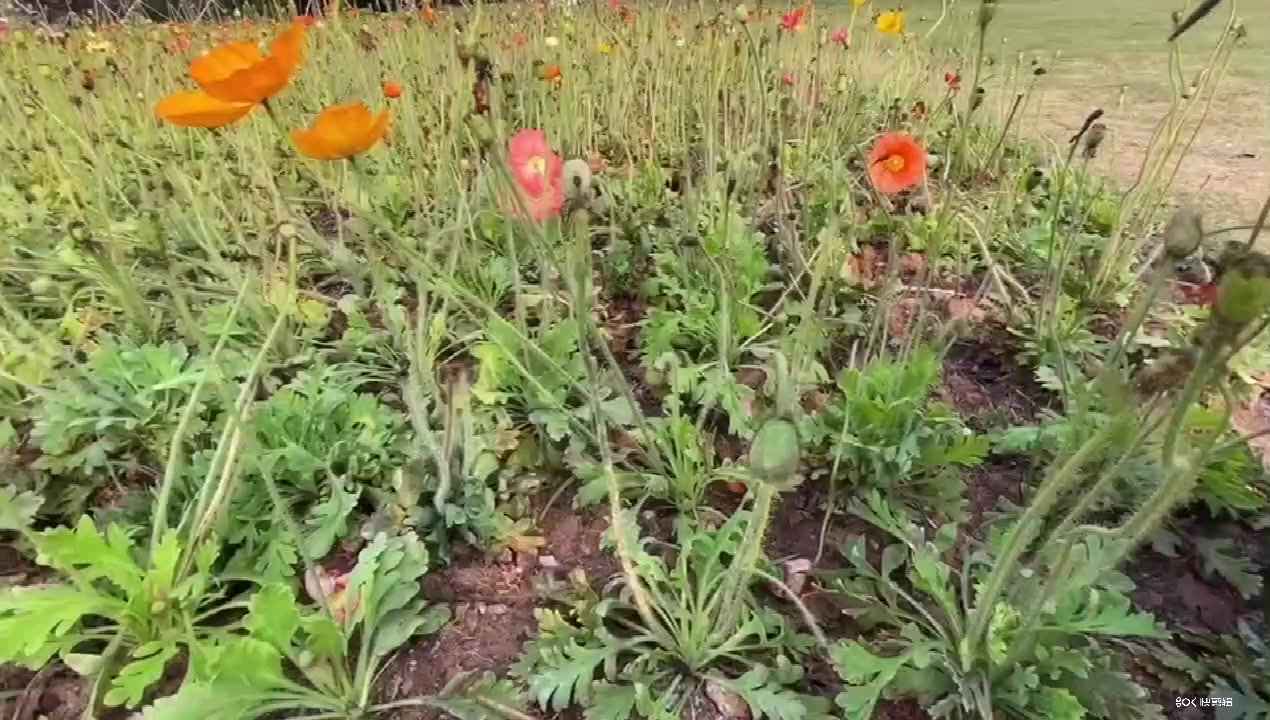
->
[[563, 158, 593, 200], [1163, 208, 1204, 260], [1214, 254, 1270, 328], [748, 419, 800, 487], [977, 0, 998, 30], [735, 4, 749, 22], [465, 114, 495, 147]]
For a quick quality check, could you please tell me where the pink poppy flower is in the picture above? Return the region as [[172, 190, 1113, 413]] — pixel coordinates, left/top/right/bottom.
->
[[829, 27, 849, 46], [505, 129, 564, 223]]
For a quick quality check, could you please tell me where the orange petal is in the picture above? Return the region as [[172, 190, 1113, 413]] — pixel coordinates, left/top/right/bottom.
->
[[155, 90, 255, 128], [189, 41, 264, 85]]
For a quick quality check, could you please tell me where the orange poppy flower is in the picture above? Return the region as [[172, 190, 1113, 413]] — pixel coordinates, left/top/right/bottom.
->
[[538, 64, 562, 82], [291, 103, 392, 160], [155, 90, 255, 128], [868, 132, 926, 194], [503, 129, 564, 223], [383, 80, 403, 98], [189, 20, 307, 104]]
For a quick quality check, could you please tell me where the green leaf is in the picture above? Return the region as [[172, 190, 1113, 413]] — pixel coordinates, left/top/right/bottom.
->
[[147, 531, 183, 596], [527, 639, 614, 711], [105, 641, 179, 708], [0, 486, 42, 531], [35, 517, 145, 596], [1195, 538, 1263, 599], [245, 583, 301, 653], [829, 641, 918, 720], [727, 667, 826, 720], [1033, 686, 1088, 720], [372, 601, 451, 659], [0, 584, 121, 665], [302, 479, 360, 559], [585, 682, 638, 720], [138, 682, 259, 720]]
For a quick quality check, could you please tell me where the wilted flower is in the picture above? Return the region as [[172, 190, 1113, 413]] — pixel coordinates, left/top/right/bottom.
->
[[563, 158, 593, 201], [504, 129, 564, 223], [877, 10, 905, 35], [780, 5, 809, 32], [829, 27, 849, 46], [291, 103, 391, 160], [868, 131, 926, 194], [944, 71, 961, 89]]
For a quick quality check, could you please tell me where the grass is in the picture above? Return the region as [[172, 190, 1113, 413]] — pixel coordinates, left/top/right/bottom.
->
[[0, 2, 1268, 720]]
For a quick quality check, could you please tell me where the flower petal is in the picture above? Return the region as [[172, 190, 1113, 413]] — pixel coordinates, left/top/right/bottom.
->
[[155, 89, 255, 128]]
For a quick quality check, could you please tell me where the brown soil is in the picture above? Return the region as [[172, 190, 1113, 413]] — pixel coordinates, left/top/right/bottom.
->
[[379, 505, 617, 719], [940, 333, 1053, 432]]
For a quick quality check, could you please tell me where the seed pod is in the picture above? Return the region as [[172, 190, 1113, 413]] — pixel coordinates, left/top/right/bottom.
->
[[465, 114, 494, 147], [748, 419, 800, 487], [1214, 254, 1270, 328], [1082, 122, 1106, 159], [977, 0, 998, 30], [1163, 207, 1204, 260]]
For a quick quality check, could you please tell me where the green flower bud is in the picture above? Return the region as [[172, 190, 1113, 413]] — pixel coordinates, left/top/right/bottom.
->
[[465, 114, 495, 148], [748, 419, 800, 487], [1163, 208, 1204, 260], [978, 0, 998, 29], [1214, 256, 1270, 328]]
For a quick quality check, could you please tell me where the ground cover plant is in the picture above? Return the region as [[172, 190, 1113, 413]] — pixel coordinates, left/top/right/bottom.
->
[[1, 0, 1268, 719]]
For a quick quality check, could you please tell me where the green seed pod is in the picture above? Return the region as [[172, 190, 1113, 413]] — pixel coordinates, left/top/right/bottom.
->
[[1214, 255, 1270, 328], [466, 114, 495, 148], [29, 276, 55, 297], [1163, 208, 1204, 260], [748, 419, 800, 487], [978, 0, 998, 29]]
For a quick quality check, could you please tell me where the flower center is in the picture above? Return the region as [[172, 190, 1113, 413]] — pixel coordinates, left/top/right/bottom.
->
[[883, 154, 906, 173], [528, 155, 547, 177]]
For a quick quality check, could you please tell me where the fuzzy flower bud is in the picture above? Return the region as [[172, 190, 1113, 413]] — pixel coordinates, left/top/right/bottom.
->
[[748, 419, 800, 488], [1163, 208, 1204, 260]]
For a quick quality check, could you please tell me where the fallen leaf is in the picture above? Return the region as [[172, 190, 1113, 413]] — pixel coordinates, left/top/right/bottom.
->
[[946, 296, 986, 324], [1230, 392, 1270, 469], [706, 680, 751, 720]]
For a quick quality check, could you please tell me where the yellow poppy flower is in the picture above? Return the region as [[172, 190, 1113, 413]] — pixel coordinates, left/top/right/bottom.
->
[[852, 0, 868, 5], [291, 103, 392, 160], [155, 89, 255, 128], [877, 10, 905, 35], [189, 20, 307, 104]]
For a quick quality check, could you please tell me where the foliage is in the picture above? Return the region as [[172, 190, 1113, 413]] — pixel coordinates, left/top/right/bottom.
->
[[821, 491, 1165, 720], [822, 346, 986, 517]]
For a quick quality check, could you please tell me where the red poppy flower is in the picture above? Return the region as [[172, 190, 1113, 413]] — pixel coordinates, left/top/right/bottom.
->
[[780, 5, 809, 32], [782, 72, 796, 87], [421, 7, 437, 23], [0, 21, 10, 43], [868, 132, 927, 194], [383, 80, 403, 98], [505, 129, 564, 223], [296, 15, 317, 27], [944, 71, 961, 90], [608, 0, 622, 8], [512, 31, 528, 47], [829, 27, 849, 46]]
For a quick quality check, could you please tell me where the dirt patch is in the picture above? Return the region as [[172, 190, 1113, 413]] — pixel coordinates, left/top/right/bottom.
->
[[962, 458, 1031, 540], [1029, 60, 1270, 227], [940, 334, 1052, 432], [381, 506, 616, 719]]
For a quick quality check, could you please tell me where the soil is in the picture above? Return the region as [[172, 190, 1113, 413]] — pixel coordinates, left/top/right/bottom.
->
[[379, 504, 617, 719]]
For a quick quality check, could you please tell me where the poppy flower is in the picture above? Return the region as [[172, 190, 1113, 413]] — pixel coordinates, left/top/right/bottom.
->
[[291, 103, 392, 160], [155, 90, 255, 128], [189, 20, 307, 104], [782, 72, 796, 87], [504, 129, 564, 223], [868, 132, 926, 194], [780, 5, 809, 32], [853, 0, 868, 5], [597, 41, 613, 54], [945, 71, 961, 90], [877, 10, 905, 35], [608, 0, 621, 8], [829, 27, 849, 46], [539, 64, 563, 82], [383, 80, 403, 98], [421, 7, 437, 23]]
